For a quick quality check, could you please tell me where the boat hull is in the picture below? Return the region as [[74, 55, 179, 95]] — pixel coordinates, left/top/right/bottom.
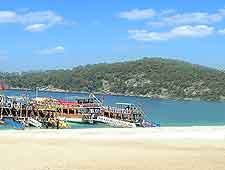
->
[[2, 118, 25, 129], [96, 116, 136, 128], [58, 114, 84, 123]]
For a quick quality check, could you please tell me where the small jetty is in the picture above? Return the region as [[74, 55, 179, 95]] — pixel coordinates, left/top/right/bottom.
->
[[0, 93, 160, 129]]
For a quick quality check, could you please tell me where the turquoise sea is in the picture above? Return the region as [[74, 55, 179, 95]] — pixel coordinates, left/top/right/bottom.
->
[[1, 89, 225, 128]]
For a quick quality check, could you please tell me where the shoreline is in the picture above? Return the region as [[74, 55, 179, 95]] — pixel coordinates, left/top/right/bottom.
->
[[7, 88, 225, 102], [1, 126, 225, 140]]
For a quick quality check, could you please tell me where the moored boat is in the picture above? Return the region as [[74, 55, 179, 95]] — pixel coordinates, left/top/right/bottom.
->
[[28, 117, 42, 128], [96, 116, 136, 128], [0, 92, 160, 129], [2, 118, 25, 129]]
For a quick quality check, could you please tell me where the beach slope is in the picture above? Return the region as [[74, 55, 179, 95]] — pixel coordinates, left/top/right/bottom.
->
[[0, 127, 225, 170]]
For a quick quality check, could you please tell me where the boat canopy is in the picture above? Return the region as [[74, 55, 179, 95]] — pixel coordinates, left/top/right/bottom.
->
[[65, 96, 95, 102], [58, 99, 78, 105]]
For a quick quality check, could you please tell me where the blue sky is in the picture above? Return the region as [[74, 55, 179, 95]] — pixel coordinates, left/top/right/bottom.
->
[[1, 0, 225, 72]]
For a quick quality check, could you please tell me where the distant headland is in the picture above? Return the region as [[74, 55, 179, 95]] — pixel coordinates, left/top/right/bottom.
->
[[2, 57, 225, 101]]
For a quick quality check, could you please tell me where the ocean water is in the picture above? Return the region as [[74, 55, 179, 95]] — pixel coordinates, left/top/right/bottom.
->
[[1, 89, 225, 127]]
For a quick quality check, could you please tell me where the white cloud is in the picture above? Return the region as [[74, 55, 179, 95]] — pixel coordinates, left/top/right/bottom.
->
[[159, 9, 176, 16], [118, 8, 155, 20], [218, 28, 225, 35], [147, 8, 225, 27], [118, 7, 225, 26], [123, 7, 225, 41], [25, 24, 49, 32], [171, 25, 214, 37], [39, 46, 65, 55], [19, 10, 63, 25], [129, 29, 167, 41], [129, 25, 214, 41], [0, 11, 17, 23], [0, 10, 64, 32], [164, 12, 223, 25]]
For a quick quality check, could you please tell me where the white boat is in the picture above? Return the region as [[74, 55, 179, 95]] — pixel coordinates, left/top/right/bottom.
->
[[58, 116, 83, 123], [28, 118, 42, 128], [96, 116, 136, 128]]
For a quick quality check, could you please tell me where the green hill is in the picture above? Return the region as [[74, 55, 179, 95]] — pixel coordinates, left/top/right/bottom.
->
[[1, 57, 225, 100]]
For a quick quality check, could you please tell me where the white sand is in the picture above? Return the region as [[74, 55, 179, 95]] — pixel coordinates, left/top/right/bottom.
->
[[0, 126, 225, 170]]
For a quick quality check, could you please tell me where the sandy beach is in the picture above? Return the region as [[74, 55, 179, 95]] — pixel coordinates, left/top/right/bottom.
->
[[0, 126, 225, 170]]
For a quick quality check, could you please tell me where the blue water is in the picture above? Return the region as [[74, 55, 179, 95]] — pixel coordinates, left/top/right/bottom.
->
[[1, 89, 225, 127]]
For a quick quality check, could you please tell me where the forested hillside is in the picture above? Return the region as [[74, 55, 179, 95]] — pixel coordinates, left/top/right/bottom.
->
[[1, 57, 225, 100]]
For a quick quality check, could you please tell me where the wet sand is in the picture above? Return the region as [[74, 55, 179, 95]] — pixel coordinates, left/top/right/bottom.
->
[[0, 127, 225, 170]]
